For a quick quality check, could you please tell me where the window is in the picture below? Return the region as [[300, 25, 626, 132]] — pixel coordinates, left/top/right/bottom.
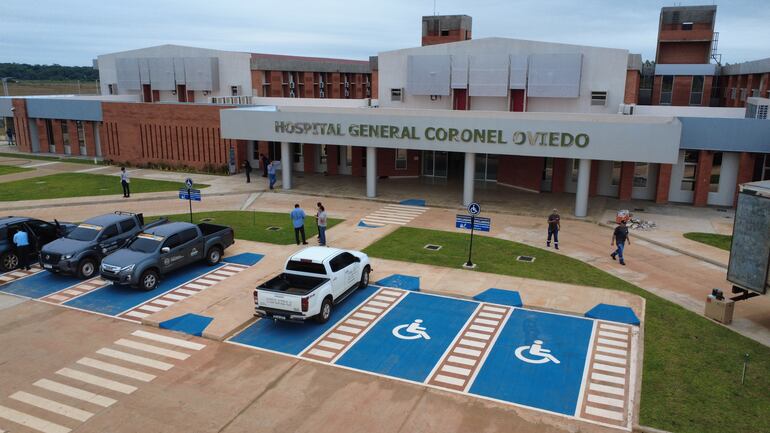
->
[[319, 145, 327, 165], [390, 88, 403, 102], [763, 155, 770, 181], [709, 152, 723, 192], [395, 149, 407, 170], [690, 76, 704, 105], [61, 122, 70, 147], [119, 219, 136, 233], [163, 234, 183, 250], [591, 91, 608, 106], [542, 158, 553, 181], [267, 141, 281, 161], [681, 151, 699, 191], [570, 160, 580, 182], [76, 121, 86, 155], [660, 76, 673, 105], [45, 119, 55, 152], [633, 163, 649, 188], [441, 30, 449, 36], [681, 22, 693, 30], [345, 146, 352, 167], [730, 88, 736, 99], [108, 84, 116, 95], [611, 162, 622, 186], [100, 224, 119, 240], [292, 143, 303, 163], [179, 228, 199, 244], [286, 260, 326, 275], [740, 88, 747, 101]]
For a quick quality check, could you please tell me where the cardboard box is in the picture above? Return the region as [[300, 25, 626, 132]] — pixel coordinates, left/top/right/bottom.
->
[[704, 297, 735, 324]]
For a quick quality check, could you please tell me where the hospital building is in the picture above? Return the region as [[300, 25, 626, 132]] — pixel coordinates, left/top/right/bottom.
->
[[2, 5, 769, 216]]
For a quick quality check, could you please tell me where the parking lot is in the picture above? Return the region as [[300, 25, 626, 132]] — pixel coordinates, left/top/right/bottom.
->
[[230, 285, 639, 430], [0, 252, 263, 322]]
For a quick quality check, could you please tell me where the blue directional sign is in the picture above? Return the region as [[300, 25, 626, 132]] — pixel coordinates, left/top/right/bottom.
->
[[179, 188, 202, 201], [468, 202, 481, 215], [456, 214, 491, 232]]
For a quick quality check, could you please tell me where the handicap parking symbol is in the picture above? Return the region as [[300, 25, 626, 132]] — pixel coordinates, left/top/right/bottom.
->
[[514, 339, 560, 365], [392, 319, 431, 340]]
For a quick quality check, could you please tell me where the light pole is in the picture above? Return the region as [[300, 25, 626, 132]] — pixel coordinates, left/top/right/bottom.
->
[[1, 77, 15, 96]]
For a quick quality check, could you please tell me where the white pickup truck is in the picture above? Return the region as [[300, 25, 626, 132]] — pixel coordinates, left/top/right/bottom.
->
[[254, 247, 371, 323]]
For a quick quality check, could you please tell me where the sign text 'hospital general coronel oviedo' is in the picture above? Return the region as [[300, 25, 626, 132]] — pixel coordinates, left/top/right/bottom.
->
[[274, 121, 590, 148]]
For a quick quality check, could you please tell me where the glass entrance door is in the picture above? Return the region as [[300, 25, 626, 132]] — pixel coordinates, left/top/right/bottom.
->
[[422, 151, 448, 177]]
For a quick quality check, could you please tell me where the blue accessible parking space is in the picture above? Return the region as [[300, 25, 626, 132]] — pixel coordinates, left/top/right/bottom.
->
[[469, 309, 594, 416], [230, 284, 379, 355], [0, 271, 82, 299], [336, 292, 476, 382]]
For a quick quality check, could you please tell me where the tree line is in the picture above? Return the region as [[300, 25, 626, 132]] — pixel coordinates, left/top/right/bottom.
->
[[0, 63, 98, 81]]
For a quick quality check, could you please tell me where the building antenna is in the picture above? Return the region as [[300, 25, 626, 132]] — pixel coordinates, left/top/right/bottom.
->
[[433, 0, 437, 16]]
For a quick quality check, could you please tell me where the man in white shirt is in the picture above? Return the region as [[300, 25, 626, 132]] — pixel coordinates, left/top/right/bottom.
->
[[120, 167, 130, 198], [316, 204, 328, 246]]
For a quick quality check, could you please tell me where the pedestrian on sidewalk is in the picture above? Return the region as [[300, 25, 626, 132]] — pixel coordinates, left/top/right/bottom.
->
[[316, 204, 328, 247], [12, 228, 31, 270], [291, 204, 308, 245], [243, 160, 252, 183], [267, 160, 277, 190], [546, 208, 560, 249], [611, 220, 630, 265], [6, 127, 14, 146], [260, 153, 269, 177], [120, 167, 130, 198]]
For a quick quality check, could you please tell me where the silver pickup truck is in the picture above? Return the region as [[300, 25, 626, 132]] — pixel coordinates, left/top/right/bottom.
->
[[100, 221, 234, 290]]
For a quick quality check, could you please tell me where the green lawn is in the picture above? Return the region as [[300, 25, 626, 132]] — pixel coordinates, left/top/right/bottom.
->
[[164, 210, 343, 245], [363, 227, 770, 433], [0, 152, 107, 165], [0, 165, 32, 176], [684, 232, 732, 251], [0, 173, 206, 201]]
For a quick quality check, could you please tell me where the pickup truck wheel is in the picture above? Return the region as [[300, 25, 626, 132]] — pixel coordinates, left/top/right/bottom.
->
[[78, 258, 97, 279], [206, 247, 222, 265], [140, 270, 159, 291], [316, 298, 332, 324], [359, 266, 371, 289], [1, 252, 19, 272]]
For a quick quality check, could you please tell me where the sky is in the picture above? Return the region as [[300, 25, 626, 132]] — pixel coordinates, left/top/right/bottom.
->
[[1, 0, 769, 66]]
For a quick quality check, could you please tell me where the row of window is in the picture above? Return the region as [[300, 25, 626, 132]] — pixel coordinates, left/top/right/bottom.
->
[[253, 143, 409, 171], [659, 75, 705, 105], [43, 119, 87, 155]]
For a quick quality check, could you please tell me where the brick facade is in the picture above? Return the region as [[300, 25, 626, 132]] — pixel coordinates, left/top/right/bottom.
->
[[656, 163, 672, 203], [692, 150, 714, 206], [496, 156, 542, 192], [618, 162, 635, 201], [735, 152, 756, 205], [624, 70, 640, 104]]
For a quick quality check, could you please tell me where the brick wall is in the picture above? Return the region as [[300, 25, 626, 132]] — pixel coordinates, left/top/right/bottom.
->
[[551, 159, 566, 193], [35, 119, 48, 153], [67, 120, 80, 156], [735, 152, 756, 205], [375, 148, 420, 177], [11, 99, 31, 151], [496, 155, 542, 192], [692, 150, 714, 206], [657, 41, 711, 64], [100, 102, 242, 171], [656, 163, 672, 203], [671, 76, 693, 106], [83, 121, 97, 157], [624, 70, 640, 104], [51, 119, 65, 154], [618, 162, 635, 200]]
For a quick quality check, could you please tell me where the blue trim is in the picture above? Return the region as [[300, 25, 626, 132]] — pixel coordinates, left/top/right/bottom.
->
[[159, 313, 213, 337], [374, 274, 420, 291], [680, 117, 770, 153], [223, 252, 263, 266], [584, 303, 640, 326], [399, 199, 426, 207], [473, 288, 523, 307]]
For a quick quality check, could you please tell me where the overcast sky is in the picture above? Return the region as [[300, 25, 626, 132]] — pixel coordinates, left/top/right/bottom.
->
[[1, 0, 768, 66]]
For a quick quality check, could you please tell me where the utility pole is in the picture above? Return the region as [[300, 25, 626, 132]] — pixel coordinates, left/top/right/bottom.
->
[[1, 77, 13, 97]]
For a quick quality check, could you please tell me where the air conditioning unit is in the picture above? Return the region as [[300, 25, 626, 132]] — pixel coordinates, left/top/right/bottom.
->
[[746, 98, 769, 119], [618, 103, 635, 115]]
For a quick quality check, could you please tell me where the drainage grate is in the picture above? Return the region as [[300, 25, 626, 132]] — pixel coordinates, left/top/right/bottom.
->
[[516, 256, 535, 263], [200, 218, 214, 222], [266, 226, 282, 231], [634, 208, 645, 212], [424, 244, 442, 251]]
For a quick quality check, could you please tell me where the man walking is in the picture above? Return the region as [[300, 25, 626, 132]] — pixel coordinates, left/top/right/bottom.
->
[[546, 208, 560, 250], [316, 204, 328, 247], [120, 167, 130, 198], [611, 220, 630, 266], [12, 228, 31, 270], [243, 160, 252, 183], [291, 204, 308, 245], [260, 153, 269, 177], [267, 160, 277, 190]]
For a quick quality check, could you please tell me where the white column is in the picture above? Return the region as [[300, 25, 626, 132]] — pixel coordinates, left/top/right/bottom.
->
[[281, 141, 291, 190], [366, 146, 377, 198], [575, 158, 591, 217], [463, 152, 475, 206]]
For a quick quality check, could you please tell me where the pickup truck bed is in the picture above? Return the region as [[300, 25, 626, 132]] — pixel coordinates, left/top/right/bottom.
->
[[259, 273, 328, 296]]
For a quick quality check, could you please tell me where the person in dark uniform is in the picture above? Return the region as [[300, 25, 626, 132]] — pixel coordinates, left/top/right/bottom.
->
[[6, 127, 14, 146], [120, 167, 130, 198], [260, 153, 269, 177], [546, 208, 560, 250], [611, 220, 630, 266], [12, 228, 31, 270], [244, 160, 252, 183]]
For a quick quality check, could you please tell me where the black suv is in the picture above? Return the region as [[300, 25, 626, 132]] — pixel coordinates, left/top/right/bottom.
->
[[0, 217, 75, 272]]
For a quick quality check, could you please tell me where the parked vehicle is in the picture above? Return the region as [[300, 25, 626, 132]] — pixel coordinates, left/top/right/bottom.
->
[[254, 247, 371, 323], [40, 212, 167, 279], [0, 217, 76, 272], [100, 221, 234, 291]]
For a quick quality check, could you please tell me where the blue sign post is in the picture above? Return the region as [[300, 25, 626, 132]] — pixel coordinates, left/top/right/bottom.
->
[[456, 203, 490, 268], [179, 183, 201, 223]]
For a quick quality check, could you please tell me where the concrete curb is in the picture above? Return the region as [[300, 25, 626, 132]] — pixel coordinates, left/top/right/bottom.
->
[[633, 425, 673, 433]]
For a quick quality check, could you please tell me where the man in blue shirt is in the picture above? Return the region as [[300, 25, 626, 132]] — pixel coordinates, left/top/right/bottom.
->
[[290, 204, 308, 245], [267, 160, 277, 190], [12, 228, 31, 270]]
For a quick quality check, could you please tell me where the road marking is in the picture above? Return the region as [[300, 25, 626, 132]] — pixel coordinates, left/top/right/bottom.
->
[[114, 339, 190, 360], [336, 325, 361, 335], [317, 340, 344, 350], [0, 266, 42, 287], [327, 332, 354, 342], [204, 274, 226, 281], [453, 347, 481, 357], [196, 279, 218, 286], [346, 319, 369, 327], [56, 368, 137, 394], [0, 404, 71, 433], [360, 306, 383, 314], [374, 295, 397, 302], [352, 312, 376, 320], [150, 299, 175, 307], [464, 331, 491, 341], [307, 348, 334, 358], [477, 312, 502, 320], [588, 382, 625, 396], [76, 357, 156, 382], [33, 379, 116, 407], [175, 288, 198, 296], [164, 294, 186, 301], [597, 338, 627, 348], [22, 161, 59, 168], [593, 363, 626, 375], [125, 311, 148, 318], [95, 348, 173, 370], [591, 372, 625, 385], [458, 338, 486, 349], [368, 301, 390, 308], [594, 353, 627, 365], [40, 278, 107, 305], [468, 324, 495, 333], [131, 330, 206, 350], [361, 204, 428, 226], [481, 305, 507, 314], [137, 304, 163, 313], [433, 375, 465, 387], [587, 394, 624, 408], [599, 323, 629, 333], [447, 355, 476, 366], [10, 391, 93, 422], [185, 283, 208, 290], [598, 330, 628, 341], [440, 365, 471, 376], [585, 405, 625, 421], [595, 345, 627, 356]]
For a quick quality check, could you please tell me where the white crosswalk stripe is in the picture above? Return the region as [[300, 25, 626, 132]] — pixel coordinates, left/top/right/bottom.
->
[[131, 330, 206, 350], [0, 404, 71, 433], [95, 348, 174, 371], [10, 391, 93, 422], [113, 339, 190, 360], [361, 204, 428, 226], [76, 357, 156, 382], [56, 368, 137, 394], [33, 379, 116, 407]]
